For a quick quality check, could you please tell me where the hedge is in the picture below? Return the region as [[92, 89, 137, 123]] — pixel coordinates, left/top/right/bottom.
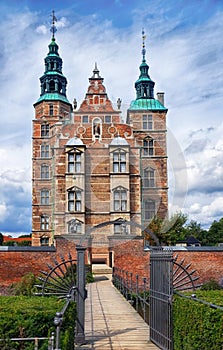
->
[[0, 296, 76, 350], [173, 290, 223, 350]]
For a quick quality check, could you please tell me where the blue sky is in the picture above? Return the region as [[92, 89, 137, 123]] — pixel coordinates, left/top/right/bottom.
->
[[0, 0, 223, 236]]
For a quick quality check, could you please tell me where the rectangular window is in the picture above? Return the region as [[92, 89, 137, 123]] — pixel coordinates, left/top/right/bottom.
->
[[41, 124, 49, 138], [41, 190, 49, 205], [105, 115, 111, 123], [41, 165, 49, 179], [82, 115, 88, 123], [143, 115, 152, 130], [68, 153, 81, 173], [144, 168, 155, 188], [41, 144, 50, 158], [114, 189, 127, 211], [68, 190, 81, 212], [40, 237, 49, 246], [68, 153, 74, 173], [113, 151, 126, 172], [143, 139, 154, 156], [114, 223, 122, 234], [49, 104, 54, 116], [40, 216, 49, 230], [144, 200, 155, 220]]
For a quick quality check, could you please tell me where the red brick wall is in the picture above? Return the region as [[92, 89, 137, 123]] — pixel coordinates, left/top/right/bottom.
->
[[0, 237, 89, 287], [113, 239, 223, 285]]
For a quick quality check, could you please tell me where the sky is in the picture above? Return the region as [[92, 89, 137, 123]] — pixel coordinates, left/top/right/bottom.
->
[[0, 0, 223, 236]]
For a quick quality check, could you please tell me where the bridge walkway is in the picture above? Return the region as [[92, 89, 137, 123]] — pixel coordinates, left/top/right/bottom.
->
[[77, 274, 159, 350]]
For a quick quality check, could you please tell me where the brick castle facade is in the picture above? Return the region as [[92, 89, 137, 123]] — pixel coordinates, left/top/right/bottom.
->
[[32, 29, 168, 264]]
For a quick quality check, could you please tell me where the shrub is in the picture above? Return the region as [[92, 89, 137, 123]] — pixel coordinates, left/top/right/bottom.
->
[[201, 279, 222, 290], [0, 296, 76, 350], [174, 290, 223, 349], [11, 273, 37, 296]]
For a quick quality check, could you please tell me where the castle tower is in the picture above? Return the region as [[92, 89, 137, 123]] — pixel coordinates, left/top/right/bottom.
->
[[127, 30, 168, 227]]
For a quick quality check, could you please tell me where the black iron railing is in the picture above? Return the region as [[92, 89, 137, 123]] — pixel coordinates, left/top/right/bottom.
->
[[112, 267, 150, 323]]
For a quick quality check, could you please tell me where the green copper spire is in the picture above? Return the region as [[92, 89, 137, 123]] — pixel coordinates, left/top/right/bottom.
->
[[135, 29, 155, 100], [35, 11, 70, 105], [129, 30, 167, 111]]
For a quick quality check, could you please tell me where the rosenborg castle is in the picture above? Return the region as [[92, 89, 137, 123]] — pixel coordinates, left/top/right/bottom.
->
[[32, 24, 168, 264]]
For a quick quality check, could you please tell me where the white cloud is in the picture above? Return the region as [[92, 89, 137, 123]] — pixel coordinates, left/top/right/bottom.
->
[[0, 4, 223, 234]]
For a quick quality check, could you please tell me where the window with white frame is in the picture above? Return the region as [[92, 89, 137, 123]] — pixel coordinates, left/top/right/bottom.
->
[[41, 144, 50, 158], [40, 189, 49, 205], [143, 168, 155, 188], [68, 189, 82, 212], [68, 152, 81, 173], [41, 123, 49, 138], [144, 200, 155, 220], [143, 138, 154, 156], [114, 187, 127, 211], [68, 219, 82, 234], [113, 150, 126, 172], [41, 164, 49, 179], [40, 215, 49, 230], [143, 114, 152, 130]]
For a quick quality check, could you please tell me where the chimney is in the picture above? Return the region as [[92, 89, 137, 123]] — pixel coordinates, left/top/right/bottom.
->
[[157, 92, 165, 105]]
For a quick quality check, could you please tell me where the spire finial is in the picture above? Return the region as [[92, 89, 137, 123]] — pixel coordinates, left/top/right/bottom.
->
[[50, 10, 57, 39], [142, 28, 146, 62]]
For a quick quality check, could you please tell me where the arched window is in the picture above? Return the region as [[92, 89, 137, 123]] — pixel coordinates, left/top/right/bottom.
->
[[40, 215, 49, 230], [113, 150, 126, 172], [113, 187, 127, 211], [93, 118, 101, 138], [41, 164, 49, 179], [143, 138, 154, 156], [143, 168, 155, 188]]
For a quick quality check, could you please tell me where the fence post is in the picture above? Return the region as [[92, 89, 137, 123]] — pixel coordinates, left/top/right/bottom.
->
[[75, 246, 86, 345]]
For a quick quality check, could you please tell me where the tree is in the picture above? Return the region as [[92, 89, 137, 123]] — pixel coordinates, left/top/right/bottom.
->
[[184, 220, 208, 245], [0, 232, 3, 245], [206, 218, 223, 246], [144, 212, 187, 246]]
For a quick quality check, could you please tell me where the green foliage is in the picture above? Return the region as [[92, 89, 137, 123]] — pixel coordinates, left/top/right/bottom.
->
[[3, 240, 16, 246], [174, 291, 223, 349], [0, 296, 76, 350], [11, 273, 37, 297], [201, 279, 222, 291]]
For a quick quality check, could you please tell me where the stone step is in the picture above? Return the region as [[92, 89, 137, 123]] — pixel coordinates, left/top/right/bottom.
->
[[92, 264, 112, 275]]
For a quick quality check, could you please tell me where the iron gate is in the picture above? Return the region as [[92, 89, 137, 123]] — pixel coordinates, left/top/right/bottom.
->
[[150, 248, 173, 350]]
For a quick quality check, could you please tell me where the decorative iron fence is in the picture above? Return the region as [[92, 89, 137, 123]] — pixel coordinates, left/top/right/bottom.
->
[[112, 267, 150, 323]]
